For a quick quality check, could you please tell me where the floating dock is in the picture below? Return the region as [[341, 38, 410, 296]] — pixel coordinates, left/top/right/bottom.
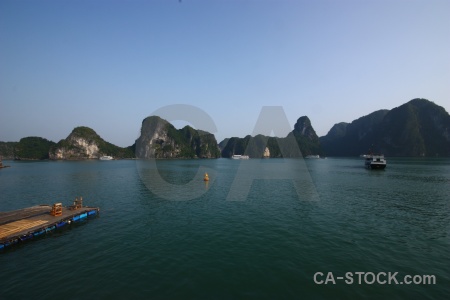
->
[[0, 200, 99, 251]]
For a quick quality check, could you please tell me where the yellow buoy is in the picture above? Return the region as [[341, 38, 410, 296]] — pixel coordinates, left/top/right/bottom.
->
[[203, 172, 209, 181]]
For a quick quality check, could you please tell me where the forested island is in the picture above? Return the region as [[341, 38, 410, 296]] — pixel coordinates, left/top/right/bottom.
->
[[1, 98, 449, 160], [320, 98, 450, 157]]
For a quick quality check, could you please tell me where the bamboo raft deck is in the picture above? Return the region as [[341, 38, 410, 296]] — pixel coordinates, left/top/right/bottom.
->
[[0, 201, 99, 250]]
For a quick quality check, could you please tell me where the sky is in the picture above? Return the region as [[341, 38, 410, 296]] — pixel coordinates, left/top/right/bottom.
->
[[1, 0, 449, 147]]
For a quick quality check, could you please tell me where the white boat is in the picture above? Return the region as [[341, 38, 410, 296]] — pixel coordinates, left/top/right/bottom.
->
[[364, 154, 386, 169], [231, 154, 249, 159], [99, 155, 114, 160], [305, 155, 320, 159]]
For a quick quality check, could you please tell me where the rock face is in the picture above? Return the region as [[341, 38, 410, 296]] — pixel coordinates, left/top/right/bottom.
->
[[320, 99, 450, 156], [49, 127, 134, 159], [135, 116, 220, 159], [322, 122, 348, 141], [135, 116, 170, 158], [289, 116, 323, 156], [219, 116, 323, 158], [319, 109, 388, 156], [293, 116, 316, 138]]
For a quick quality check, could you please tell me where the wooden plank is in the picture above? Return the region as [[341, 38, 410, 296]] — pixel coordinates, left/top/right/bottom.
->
[[0, 205, 99, 246], [0, 219, 48, 239], [0, 205, 51, 225]]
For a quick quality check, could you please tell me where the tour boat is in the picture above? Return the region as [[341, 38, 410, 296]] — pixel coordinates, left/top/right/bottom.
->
[[231, 155, 249, 159], [364, 154, 387, 169], [99, 155, 114, 160]]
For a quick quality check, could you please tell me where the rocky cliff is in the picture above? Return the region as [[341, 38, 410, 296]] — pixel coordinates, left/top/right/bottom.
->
[[319, 110, 389, 156], [320, 99, 450, 156], [135, 116, 220, 159], [220, 116, 322, 158], [49, 127, 134, 159], [289, 116, 323, 156]]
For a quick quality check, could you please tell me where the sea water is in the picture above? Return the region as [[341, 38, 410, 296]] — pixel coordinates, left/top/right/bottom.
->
[[0, 158, 449, 299]]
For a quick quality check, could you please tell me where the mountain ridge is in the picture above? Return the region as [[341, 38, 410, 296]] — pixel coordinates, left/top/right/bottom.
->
[[1, 98, 449, 159], [219, 116, 323, 158], [320, 98, 450, 156], [49, 126, 135, 159], [135, 116, 220, 159]]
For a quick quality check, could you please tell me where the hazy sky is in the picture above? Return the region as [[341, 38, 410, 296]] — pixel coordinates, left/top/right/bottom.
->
[[1, 0, 449, 147]]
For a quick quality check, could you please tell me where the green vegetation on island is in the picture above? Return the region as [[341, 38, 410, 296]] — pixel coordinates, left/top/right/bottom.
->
[[50, 126, 135, 159], [135, 116, 220, 159], [220, 116, 323, 158], [1, 98, 449, 160], [0, 141, 18, 160], [15, 137, 56, 160], [320, 99, 450, 157]]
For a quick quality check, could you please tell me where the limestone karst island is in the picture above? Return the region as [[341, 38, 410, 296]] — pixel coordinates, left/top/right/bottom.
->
[[0, 99, 449, 160]]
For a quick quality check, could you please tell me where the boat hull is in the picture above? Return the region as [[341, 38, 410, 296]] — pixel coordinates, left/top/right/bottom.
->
[[99, 156, 113, 160], [366, 163, 386, 170], [364, 154, 387, 170], [231, 155, 249, 159]]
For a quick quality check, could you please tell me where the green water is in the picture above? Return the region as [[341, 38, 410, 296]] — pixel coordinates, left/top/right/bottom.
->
[[0, 158, 449, 299]]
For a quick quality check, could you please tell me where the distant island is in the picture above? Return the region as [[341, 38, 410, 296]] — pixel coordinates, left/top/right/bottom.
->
[[0, 98, 449, 160], [135, 115, 220, 159], [49, 126, 135, 160], [219, 116, 322, 158], [0, 128, 135, 160], [320, 98, 450, 157]]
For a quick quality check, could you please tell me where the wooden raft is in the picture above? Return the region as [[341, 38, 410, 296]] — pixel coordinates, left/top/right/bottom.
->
[[0, 198, 99, 250]]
